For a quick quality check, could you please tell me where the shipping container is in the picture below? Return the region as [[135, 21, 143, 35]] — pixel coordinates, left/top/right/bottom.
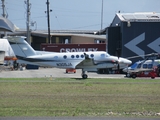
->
[[40, 43, 106, 52]]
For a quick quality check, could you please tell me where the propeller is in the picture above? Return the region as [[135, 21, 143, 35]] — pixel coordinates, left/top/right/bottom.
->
[[117, 60, 120, 72], [116, 48, 121, 73], [84, 53, 89, 59]]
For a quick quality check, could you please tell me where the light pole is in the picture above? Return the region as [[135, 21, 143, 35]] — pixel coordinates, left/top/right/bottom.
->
[[25, 0, 31, 44], [1, 0, 6, 18], [101, 0, 103, 30], [46, 0, 52, 44]]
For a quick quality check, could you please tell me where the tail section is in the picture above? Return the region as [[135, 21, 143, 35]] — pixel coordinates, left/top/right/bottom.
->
[[5, 36, 36, 58]]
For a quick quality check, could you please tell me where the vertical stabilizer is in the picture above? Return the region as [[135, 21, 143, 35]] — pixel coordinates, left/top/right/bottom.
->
[[6, 36, 36, 58]]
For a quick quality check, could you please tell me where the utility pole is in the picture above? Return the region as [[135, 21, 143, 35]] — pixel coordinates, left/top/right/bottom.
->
[[1, 0, 6, 18], [25, 0, 31, 44], [46, 0, 51, 44], [1, 0, 8, 37], [101, 0, 103, 30]]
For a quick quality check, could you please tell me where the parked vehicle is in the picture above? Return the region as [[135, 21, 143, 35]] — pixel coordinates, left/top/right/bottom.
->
[[66, 68, 76, 73]]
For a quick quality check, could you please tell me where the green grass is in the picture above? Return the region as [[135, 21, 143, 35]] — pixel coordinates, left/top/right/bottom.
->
[[0, 78, 160, 117]]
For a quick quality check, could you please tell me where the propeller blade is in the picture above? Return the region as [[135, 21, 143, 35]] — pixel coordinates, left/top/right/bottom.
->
[[117, 63, 120, 71], [116, 48, 121, 73]]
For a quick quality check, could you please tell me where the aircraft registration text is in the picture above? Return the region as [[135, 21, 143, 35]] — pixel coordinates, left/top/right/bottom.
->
[[56, 63, 72, 66]]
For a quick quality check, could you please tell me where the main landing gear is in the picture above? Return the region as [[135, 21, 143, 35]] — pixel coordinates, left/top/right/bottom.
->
[[81, 70, 88, 79]]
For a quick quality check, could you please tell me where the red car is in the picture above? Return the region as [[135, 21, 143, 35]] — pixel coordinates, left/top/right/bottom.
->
[[66, 68, 76, 73]]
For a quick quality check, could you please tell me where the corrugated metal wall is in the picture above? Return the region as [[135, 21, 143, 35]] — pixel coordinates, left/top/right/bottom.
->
[[107, 26, 121, 56], [108, 21, 160, 63], [121, 22, 160, 62]]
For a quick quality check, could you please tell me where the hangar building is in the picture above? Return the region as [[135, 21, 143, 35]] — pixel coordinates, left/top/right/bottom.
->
[[5, 30, 106, 52], [107, 12, 160, 62]]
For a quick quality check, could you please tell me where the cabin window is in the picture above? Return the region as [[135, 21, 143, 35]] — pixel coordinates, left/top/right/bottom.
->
[[81, 54, 84, 58], [90, 54, 94, 58], [143, 64, 147, 68], [101, 54, 105, 57], [53, 56, 58, 59], [148, 64, 153, 69], [76, 55, 79, 58], [63, 55, 67, 59], [71, 55, 74, 58]]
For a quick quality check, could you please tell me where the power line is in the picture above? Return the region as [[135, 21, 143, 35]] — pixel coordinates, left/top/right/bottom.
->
[[72, 23, 101, 30]]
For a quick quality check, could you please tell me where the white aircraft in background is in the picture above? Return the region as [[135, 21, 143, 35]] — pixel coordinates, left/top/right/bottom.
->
[[6, 36, 132, 79], [123, 54, 160, 78], [0, 51, 5, 65]]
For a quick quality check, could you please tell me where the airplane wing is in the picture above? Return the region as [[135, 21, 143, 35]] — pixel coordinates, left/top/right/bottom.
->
[[75, 53, 95, 67]]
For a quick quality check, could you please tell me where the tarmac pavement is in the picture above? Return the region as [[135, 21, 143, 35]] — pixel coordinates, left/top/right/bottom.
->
[[1, 66, 160, 79], [0, 66, 126, 79]]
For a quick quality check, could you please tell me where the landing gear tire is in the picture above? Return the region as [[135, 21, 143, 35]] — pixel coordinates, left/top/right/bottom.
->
[[132, 74, 137, 79], [82, 74, 88, 79], [126, 73, 130, 77], [151, 76, 155, 79], [158, 72, 160, 77]]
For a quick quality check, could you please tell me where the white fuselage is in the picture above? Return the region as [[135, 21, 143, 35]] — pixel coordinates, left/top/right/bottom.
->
[[6, 36, 132, 73], [18, 51, 131, 70]]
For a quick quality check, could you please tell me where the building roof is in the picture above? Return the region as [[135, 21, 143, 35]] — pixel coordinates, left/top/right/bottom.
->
[[12, 29, 99, 34], [116, 12, 160, 22], [32, 31, 106, 39], [5, 30, 106, 40]]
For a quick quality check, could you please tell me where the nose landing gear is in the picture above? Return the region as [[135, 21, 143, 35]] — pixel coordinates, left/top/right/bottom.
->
[[81, 70, 88, 79]]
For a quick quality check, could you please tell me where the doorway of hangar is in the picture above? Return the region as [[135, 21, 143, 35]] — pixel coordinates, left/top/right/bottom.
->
[[31, 36, 46, 50], [98, 26, 122, 74], [107, 26, 122, 57]]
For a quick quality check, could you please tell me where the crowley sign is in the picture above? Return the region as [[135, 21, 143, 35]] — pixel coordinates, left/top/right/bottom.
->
[[60, 48, 98, 52], [41, 44, 106, 52]]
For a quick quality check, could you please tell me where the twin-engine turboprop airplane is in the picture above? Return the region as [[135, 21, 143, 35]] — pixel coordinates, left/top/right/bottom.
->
[[6, 36, 132, 79]]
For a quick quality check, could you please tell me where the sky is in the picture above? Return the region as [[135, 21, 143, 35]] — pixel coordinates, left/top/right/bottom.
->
[[2, 0, 160, 30]]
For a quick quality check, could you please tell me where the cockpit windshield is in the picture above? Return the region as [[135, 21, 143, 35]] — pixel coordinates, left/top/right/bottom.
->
[[106, 53, 110, 57], [101, 53, 110, 58], [130, 62, 138, 69], [137, 63, 142, 68]]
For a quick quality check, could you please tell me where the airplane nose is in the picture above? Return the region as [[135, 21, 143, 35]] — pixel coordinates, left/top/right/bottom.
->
[[127, 59, 132, 65], [118, 58, 132, 65]]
